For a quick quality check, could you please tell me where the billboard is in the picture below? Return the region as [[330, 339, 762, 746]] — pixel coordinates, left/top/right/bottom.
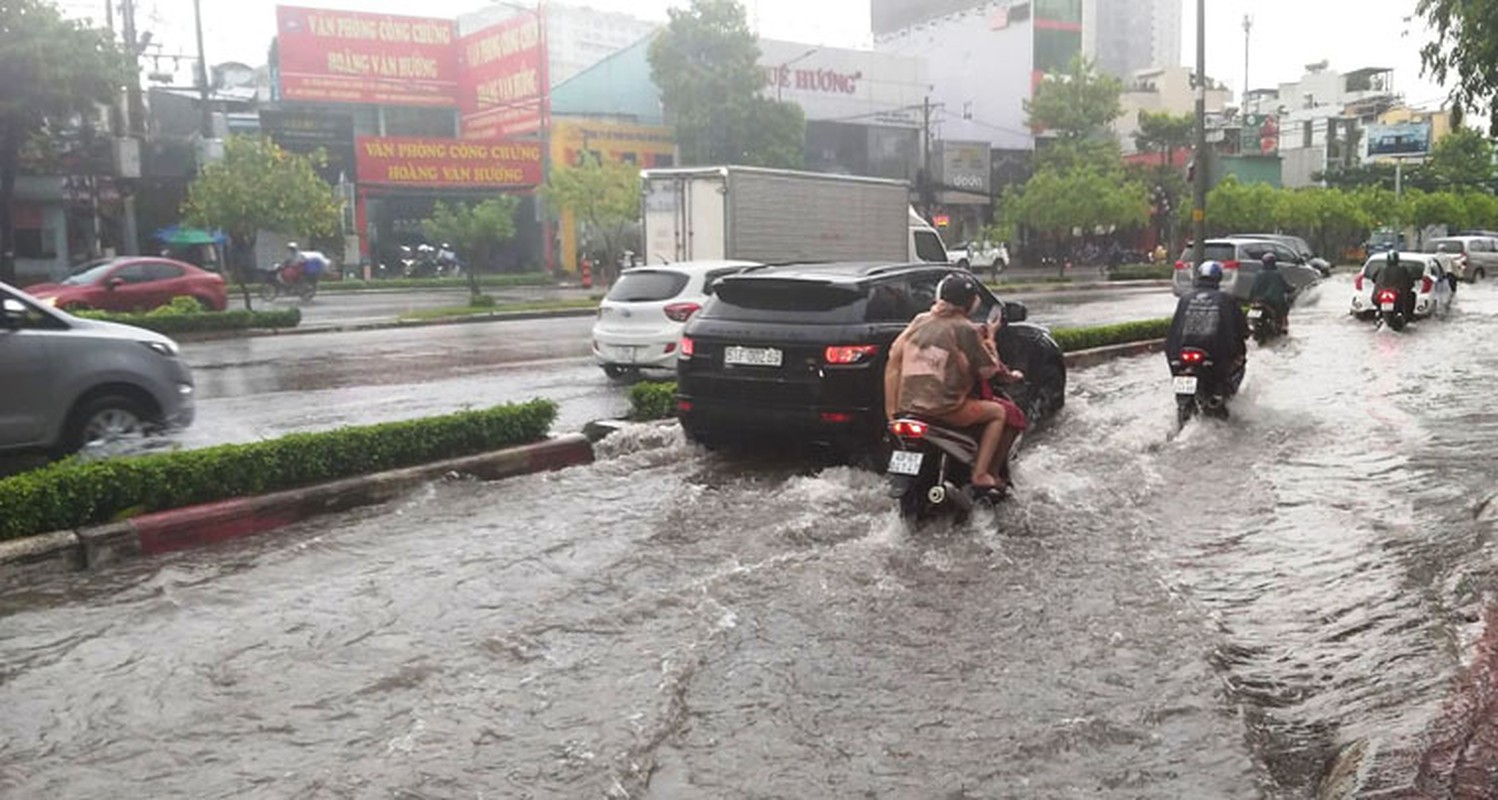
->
[[459, 10, 547, 139], [259, 109, 356, 182], [935, 140, 992, 199], [276, 6, 459, 107], [1239, 114, 1280, 156], [1368, 122, 1432, 157], [758, 39, 927, 129], [355, 136, 543, 188]]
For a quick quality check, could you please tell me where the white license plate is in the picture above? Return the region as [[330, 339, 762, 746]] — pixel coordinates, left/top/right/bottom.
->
[[1380, 302, 1395, 311], [724, 346, 783, 367], [1247, 308, 1264, 319], [1173, 376, 1199, 395], [888, 450, 924, 476]]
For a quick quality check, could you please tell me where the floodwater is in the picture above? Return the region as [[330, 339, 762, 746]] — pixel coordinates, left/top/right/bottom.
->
[[3, 277, 1496, 798]]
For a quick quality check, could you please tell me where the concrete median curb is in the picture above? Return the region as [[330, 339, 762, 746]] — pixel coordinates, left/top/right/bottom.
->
[[1063, 338, 1166, 369], [0, 434, 594, 581], [174, 307, 600, 342]]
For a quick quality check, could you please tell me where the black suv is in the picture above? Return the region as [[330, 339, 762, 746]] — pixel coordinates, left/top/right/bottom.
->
[[676, 262, 1066, 451]]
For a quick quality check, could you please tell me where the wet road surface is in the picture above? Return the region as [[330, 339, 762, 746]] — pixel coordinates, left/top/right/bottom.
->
[[4, 278, 1497, 797], [258, 286, 596, 329]]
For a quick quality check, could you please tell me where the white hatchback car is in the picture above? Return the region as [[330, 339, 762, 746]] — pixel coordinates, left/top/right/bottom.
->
[[1350, 253, 1455, 321], [592, 261, 759, 378]]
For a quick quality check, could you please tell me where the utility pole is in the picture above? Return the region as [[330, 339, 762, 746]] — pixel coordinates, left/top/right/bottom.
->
[[119, 0, 145, 137], [1191, 0, 1207, 267], [921, 95, 933, 218], [193, 0, 213, 139], [1242, 15, 1252, 107]]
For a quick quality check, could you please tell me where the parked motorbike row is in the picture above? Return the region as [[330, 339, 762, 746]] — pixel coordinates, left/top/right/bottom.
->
[[399, 244, 463, 278]]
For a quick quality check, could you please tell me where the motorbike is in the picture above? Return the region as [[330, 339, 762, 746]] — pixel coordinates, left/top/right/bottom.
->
[[1247, 302, 1283, 344], [258, 262, 317, 301], [1169, 347, 1234, 427], [1374, 287, 1410, 331], [886, 413, 1022, 523]]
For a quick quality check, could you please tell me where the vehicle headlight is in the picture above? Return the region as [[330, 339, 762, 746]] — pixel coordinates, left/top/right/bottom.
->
[[40, 296, 57, 308], [141, 340, 178, 357]]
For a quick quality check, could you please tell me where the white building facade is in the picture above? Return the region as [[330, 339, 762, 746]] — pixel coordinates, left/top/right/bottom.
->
[[1083, 0, 1181, 77]]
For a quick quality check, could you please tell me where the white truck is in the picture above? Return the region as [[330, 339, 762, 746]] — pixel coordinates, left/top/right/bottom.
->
[[640, 166, 949, 266]]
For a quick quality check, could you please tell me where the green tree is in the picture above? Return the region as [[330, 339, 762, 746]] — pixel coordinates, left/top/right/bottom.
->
[[1418, 0, 1498, 133], [648, 0, 805, 167], [422, 198, 520, 302], [181, 136, 340, 309], [541, 154, 640, 280], [1133, 110, 1195, 169], [0, 0, 127, 282], [1009, 167, 1148, 247], [1025, 55, 1124, 142], [1424, 127, 1496, 191]]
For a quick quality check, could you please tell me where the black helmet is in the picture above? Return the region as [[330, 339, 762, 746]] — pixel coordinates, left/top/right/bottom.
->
[[1261, 252, 1278, 269], [1387, 249, 1401, 264], [938, 272, 980, 309]]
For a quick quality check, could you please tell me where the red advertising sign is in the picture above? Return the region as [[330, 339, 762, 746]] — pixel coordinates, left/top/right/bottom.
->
[[355, 136, 543, 188], [276, 6, 459, 107], [459, 10, 547, 138]]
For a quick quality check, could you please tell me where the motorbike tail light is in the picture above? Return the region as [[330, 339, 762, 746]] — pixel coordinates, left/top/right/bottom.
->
[[1222, 260, 1241, 271], [1377, 289, 1399, 303], [824, 344, 880, 365], [1354, 274, 1364, 291], [679, 337, 695, 358], [820, 412, 855, 424], [1181, 349, 1206, 365], [890, 419, 928, 439], [664, 302, 702, 322], [1421, 277, 1433, 294], [1174, 260, 1188, 271]]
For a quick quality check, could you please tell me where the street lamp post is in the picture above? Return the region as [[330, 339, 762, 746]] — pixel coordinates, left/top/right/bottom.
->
[[1191, 0, 1207, 268], [774, 47, 819, 102]]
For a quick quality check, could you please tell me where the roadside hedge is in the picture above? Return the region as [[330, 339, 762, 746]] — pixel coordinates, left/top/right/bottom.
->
[[320, 273, 553, 292], [630, 382, 676, 421], [79, 305, 301, 333], [1050, 317, 1171, 352], [0, 399, 557, 543], [1107, 264, 1175, 281], [627, 319, 1173, 421]]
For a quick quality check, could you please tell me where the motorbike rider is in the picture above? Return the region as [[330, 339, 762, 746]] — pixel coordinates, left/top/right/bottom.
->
[[1371, 249, 1418, 318], [1166, 261, 1249, 395], [884, 273, 1026, 493], [1249, 251, 1293, 333], [282, 242, 326, 288]]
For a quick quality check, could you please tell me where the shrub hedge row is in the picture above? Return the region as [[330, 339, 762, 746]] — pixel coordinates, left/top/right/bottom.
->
[[627, 319, 1173, 421], [79, 306, 301, 333], [1107, 264, 1176, 281], [0, 399, 557, 543], [320, 273, 553, 292], [630, 382, 677, 421], [1049, 317, 1171, 352]]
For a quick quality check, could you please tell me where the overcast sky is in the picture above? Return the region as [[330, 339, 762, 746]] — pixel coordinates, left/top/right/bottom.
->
[[78, 0, 1448, 109]]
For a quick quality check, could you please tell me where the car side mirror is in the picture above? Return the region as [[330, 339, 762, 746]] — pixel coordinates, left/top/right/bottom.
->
[[106, 277, 125, 290], [1, 298, 27, 330], [1003, 301, 1028, 323]]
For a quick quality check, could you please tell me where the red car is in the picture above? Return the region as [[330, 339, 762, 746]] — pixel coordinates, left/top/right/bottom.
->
[[25, 257, 229, 313]]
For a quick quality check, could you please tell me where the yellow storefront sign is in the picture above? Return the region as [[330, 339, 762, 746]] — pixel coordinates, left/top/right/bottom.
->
[[549, 120, 675, 274]]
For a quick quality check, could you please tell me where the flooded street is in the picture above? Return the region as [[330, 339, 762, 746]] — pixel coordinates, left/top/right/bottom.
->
[[3, 277, 1495, 797]]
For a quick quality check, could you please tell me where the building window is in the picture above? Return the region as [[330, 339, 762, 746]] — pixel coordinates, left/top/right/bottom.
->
[[1303, 120, 1313, 149]]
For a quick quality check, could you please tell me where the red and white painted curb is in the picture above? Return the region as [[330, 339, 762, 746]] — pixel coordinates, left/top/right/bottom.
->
[[0, 435, 593, 579]]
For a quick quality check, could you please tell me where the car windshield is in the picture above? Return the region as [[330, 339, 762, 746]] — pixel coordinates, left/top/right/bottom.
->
[[605, 270, 689, 302], [1182, 244, 1239, 263], [61, 260, 116, 286]]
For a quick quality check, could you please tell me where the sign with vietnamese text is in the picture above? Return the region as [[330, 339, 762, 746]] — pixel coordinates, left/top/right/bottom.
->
[[355, 136, 543, 187], [276, 6, 459, 107], [459, 10, 547, 139]]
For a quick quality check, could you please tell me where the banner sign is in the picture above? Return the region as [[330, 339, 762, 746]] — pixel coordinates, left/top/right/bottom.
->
[[355, 136, 543, 187], [1239, 114, 1280, 156], [459, 10, 547, 138], [276, 6, 459, 107], [259, 109, 356, 181]]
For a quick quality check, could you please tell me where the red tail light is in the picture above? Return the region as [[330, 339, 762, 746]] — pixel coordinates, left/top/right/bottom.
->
[[1181, 349, 1206, 364], [679, 337, 694, 358], [1222, 260, 1241, 270], [664, 302, 702, 322], [677, 400, 693, 412], [1377, 289, 1399, 303], [1174, 260, 1188, 271], [824, 344, 880, 364], [1421, 277, 1433, 294], [664, 341, 677, 354], [1354, 274, 1364, 291], [889, 419, 928, 439], [820, 412, 855, 424]]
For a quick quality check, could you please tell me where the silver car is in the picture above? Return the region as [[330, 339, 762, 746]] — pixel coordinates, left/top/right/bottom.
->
[[1174, 238, 1324, 301], [0, 281, 195, 455]]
